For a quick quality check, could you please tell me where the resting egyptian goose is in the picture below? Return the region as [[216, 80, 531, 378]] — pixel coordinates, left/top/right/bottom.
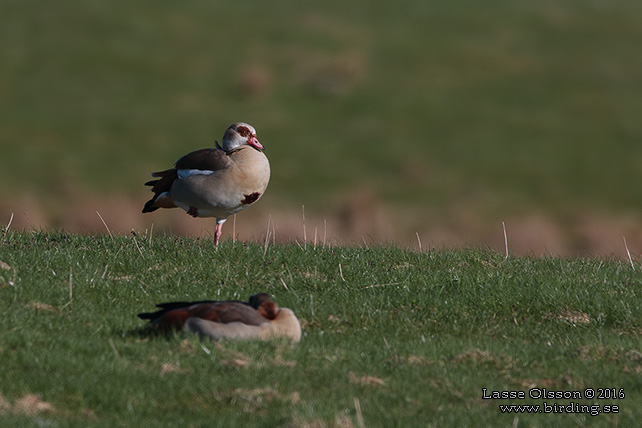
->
[[137, 294, 302, 342], [142, 122, 270, 246]]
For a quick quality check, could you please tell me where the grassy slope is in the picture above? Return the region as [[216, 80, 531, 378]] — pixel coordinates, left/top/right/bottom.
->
[[0, 231, 640, 426]]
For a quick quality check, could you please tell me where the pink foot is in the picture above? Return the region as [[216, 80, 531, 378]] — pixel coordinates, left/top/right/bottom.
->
[[213, 223, 223, 247]]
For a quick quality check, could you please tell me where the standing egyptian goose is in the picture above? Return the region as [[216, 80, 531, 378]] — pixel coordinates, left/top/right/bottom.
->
[[137, 294, 301, 342], [142, 122, 270, 246]]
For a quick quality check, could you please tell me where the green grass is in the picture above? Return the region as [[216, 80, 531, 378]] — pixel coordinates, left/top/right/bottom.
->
[[1, 231, 640, 426]]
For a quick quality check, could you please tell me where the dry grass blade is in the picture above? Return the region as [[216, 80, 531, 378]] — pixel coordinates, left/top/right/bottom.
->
[[623, 236, 635, 270], [263, 215, 272, 256], [3, 212, 13, 239], [131, 230, 144, 258], [362, 281, 402, 290], [96, 211, 113, 238], [60, 266, 74, 309], [108, 338, 124, 363], [314, 226, 318, 250], [272, 216, 277, 245], [232, 214, 237, 246], [338, 263, 346, 282], [502, 221, 509, 259], [302, 205, 307, 250], [354, 397, 365, 428], [323, 219, 327, 248]]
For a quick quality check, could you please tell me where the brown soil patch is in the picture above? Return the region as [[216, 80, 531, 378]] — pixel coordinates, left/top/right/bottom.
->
[[348, 371, 385, 386], [0, 393, 55, 416]]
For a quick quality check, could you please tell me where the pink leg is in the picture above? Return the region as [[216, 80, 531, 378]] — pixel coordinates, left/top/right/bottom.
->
[[213, 223, 223, 247]]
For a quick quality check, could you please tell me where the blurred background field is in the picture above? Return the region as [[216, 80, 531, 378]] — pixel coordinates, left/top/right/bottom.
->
[[1, 0, 642, 257]]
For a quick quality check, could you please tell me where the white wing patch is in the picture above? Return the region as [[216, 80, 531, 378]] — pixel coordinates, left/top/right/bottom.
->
[[177, 169, 215, 179]]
